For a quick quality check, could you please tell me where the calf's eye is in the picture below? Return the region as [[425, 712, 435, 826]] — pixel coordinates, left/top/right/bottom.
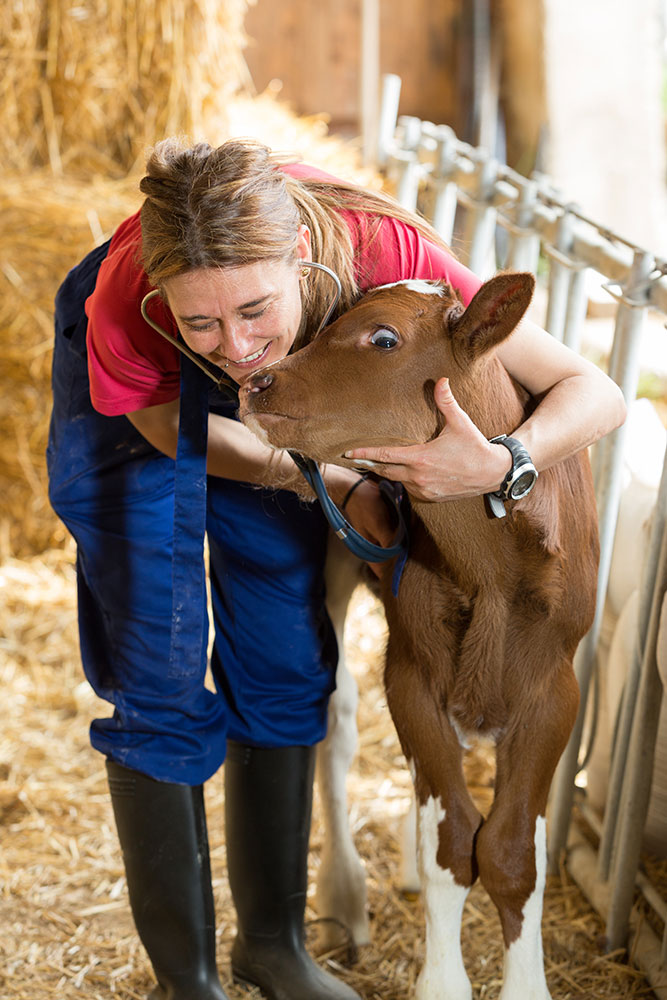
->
[[370, 327, 399, 349]]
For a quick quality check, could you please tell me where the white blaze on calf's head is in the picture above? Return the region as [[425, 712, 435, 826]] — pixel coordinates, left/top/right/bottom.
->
[[374, 279, 447, 297]]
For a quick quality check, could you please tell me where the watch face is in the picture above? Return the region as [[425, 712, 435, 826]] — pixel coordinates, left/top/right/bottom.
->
[[510, 470, 537, 499]]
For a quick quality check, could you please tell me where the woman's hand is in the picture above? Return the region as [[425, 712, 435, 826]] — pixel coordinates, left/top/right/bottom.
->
[[343, 378, 511, 502]]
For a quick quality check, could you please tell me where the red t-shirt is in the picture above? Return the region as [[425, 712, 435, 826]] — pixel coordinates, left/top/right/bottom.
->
[[86, 163, 481, 416]]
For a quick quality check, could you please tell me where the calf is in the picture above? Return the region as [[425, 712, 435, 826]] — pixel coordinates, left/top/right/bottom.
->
[[239, 273, 599, 1000]]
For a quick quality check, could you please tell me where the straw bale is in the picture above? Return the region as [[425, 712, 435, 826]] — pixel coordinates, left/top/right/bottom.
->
[[0, 170, 142, 559], [1, 553, 662, 999], [0, 0, 254, 176]]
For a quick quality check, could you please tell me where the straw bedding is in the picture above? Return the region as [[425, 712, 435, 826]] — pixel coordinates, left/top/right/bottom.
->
[[1, 546, 662, 999]]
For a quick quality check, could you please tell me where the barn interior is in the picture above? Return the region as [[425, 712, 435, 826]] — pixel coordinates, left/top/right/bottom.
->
[[2, 1, 667, 998]]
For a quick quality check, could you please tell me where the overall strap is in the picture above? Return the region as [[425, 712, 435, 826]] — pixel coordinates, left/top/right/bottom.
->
[[169, 359, 210, 678]]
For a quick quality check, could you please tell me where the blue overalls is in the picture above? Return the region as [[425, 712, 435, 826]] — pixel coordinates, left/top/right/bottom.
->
[[47, 243, 338, 785]]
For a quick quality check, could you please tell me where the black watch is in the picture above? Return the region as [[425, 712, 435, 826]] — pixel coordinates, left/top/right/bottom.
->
[[485, 434, 538, 519]]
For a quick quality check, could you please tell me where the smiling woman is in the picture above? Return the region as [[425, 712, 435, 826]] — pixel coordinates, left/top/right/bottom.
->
[[45, 135, 625, 1000], [162, 241, 310, 374]]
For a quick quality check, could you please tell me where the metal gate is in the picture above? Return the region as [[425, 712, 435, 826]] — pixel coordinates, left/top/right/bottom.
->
[[374, 73, 667, 997]]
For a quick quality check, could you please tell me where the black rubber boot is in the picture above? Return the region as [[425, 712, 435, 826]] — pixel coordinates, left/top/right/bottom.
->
[[224, 742, 361, 1000], [106, 759, 229, 1000]]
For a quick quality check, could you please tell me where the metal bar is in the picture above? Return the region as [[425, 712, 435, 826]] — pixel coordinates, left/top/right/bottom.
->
[[360, 0, 380, 166], [578, 800, 667, 928], [414, 122, 667, 259], [392, 150, 421, 211], [388, 116, 424, 211], [377, 75, 402, 169], [460, 155, 498, 276], [428, 125, 459, 243], [381, 113, 667, 312], [547, 249, 652, 874], [567, 830, 667, 1000], [597, 434, 667, 881], [562, 265, 589, 353], [391, 134, 667, 308], [606, 527, 667, 949], [636, 869, 667, 930], [504, 178, 541, 273], [544, 211, 575, 341]]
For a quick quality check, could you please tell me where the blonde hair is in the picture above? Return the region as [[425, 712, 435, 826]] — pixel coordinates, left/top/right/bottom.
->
[[140, 137, 450, 349]]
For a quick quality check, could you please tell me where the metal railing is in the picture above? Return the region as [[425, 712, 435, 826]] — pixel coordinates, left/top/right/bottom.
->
[[376, 72, 667, 996]]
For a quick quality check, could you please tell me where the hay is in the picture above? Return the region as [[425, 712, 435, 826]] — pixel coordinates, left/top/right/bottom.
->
[[1, 553, 661, 999], [0, 0, 254, 177], [0, 171, 142, 559]]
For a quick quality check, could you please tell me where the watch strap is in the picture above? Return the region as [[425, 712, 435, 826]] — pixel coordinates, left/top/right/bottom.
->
[[490, 434, 535, 499], [485, 434, 538, 519]]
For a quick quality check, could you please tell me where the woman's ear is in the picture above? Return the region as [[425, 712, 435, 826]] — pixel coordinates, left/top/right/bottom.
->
[[296, 224, 312, 262]]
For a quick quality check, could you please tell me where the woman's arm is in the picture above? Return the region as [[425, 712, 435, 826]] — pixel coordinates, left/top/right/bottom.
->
[[344, 318, 627, 502], [496, 318, 626, 468], [127, 400, 396, 545], [128, 398, 309, 488]]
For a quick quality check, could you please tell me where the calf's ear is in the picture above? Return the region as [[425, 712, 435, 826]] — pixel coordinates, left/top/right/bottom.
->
[[450, 272, 535, 362]]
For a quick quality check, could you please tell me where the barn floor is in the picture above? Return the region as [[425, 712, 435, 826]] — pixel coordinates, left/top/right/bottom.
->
[[1, 545, 661, 1000]]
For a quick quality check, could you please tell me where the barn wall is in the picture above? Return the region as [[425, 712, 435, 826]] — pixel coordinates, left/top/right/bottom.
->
[[243, 0, 667, 249], [243, 0, 464, 133], [542, 0, 667, 249]]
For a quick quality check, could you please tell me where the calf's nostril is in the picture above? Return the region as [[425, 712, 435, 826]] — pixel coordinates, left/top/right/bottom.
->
[[247, 372, 275, 393]]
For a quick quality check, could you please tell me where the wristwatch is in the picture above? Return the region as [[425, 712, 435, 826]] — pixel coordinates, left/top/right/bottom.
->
[[485, 434, 538, 518]]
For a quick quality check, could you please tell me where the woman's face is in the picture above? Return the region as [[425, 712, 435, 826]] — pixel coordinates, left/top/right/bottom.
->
[[163, 226, 311, 381]]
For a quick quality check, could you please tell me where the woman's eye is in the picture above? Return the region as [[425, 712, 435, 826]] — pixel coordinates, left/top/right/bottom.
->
[[370, 328, 399, 349]]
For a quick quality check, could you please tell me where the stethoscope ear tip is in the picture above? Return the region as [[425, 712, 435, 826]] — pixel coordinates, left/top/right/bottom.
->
[[297, 260, 342, 335]]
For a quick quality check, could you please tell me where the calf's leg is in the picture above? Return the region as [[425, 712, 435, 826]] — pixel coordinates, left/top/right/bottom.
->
[[315, 541, 370, 949], [315, 660, 370, 948], [385, 652, 483, 1000], [398, 794, 421, 895], [476, 662, 579, 1000]]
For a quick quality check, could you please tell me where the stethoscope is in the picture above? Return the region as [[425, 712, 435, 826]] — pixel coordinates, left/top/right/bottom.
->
[[140, 260, 409, 565]]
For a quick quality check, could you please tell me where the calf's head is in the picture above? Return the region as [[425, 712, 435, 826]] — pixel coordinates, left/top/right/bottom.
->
[[239, 272, 535, 466]]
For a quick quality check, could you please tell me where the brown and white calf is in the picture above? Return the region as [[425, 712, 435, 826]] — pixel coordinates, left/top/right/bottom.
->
[[239, 273, 599, 1000]]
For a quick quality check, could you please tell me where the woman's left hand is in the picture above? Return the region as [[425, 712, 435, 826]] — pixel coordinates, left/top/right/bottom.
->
[[343, 378, 511, 502]]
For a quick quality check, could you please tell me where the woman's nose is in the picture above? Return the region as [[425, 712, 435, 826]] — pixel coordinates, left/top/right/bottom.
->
[[224, 325, 260, 362]]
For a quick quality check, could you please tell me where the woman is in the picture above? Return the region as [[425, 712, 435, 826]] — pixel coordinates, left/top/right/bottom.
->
[[47, 138, 625, 1000]]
